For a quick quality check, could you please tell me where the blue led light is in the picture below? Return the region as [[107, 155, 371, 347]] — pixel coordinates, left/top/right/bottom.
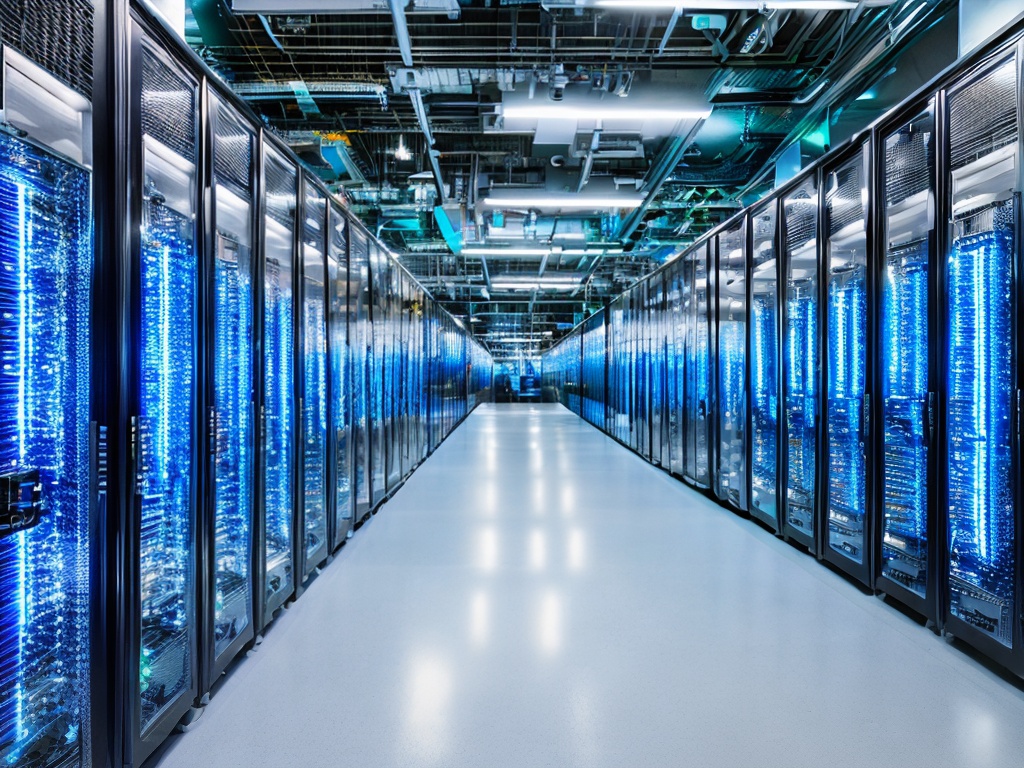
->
[[947, 206, 1015, 645], [264, 247, 294, 603], [881, 240, 929, 595], [0, 131, 91, 768], [751, 291, 778, 517], [138, 194, 195, 731], [302, 263, 327, 559], [826, 267, 867, 563], [212, 234, 253, 658], [785, 281, 817, 533]]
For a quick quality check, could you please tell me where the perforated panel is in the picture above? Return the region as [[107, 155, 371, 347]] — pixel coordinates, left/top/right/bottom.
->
[[0, 0, 93, 98], [142, 48, 196, 163], [948, 57, 1017, 172]]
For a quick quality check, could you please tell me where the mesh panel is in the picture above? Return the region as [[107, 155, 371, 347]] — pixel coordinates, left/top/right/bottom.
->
[[828, 158, 865, 235], [142, 48, 196, 163], [949, 58, 1017, 172], [264, 150, 296, 229], [214, 102, 253, 198], [885, 120, 932, 207], [0, 0, 93, 98], [784, 179, 817, 251]]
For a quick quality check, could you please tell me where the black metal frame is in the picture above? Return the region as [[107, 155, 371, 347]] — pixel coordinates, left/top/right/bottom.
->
[[122, 15, 203, 765], [870, 94, 941, 625], [745, 197, 783, 534], [818, 138, 875, 588]]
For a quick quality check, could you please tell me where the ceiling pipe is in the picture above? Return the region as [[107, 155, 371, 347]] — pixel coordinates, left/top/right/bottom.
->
[[615, 118, 705, 242], [657, 6, 683, 56], [388, 0, 415, 67]]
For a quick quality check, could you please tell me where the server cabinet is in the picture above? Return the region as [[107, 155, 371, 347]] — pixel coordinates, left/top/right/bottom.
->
[[201, 91, 256, 689], [749, 201, 781, 532], [876, 102, 937, 619], [369, 244, 386, 505], [127, 34, 201, 763], [780, 172, 820, 551], [348, 228, 370, 521], [328, 204, 353, 549], [650, 277, 667, 467], [667, 266, 686, 477], [715, 220, 748, 512], [257, 143, 297, 627], [298, 180, 328, 581], [385, 264, 401, 490], [683, 242, 711, 488], [942, 51, 1020, 666], [0, 49, 95, 768], [822, 143, 872, 585], [583, 312, 607, 430]]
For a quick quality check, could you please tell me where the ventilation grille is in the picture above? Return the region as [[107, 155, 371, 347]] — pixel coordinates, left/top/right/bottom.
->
[[949, 58, 1017, 172], [142, 48, 196, 163], [0, 0, 93, 99], [264, 150, 296, 229], [784, 181, 817, 251], [885, 121, 932, 208], [214, 104, 253, 198], [828, 158, 865, 235]]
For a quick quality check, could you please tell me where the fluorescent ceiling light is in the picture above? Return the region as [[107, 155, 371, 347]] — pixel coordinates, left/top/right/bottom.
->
[[503, 105, 711, 121], [463, 247, 551, 257], [484, 196, 644, 210], [596, 0, 856, 9]]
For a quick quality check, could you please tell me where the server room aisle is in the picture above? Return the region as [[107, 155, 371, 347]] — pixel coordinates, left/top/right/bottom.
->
[[156, 404, 1024, 768]]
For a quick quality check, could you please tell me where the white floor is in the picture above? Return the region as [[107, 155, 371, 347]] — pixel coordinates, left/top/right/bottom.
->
[[156, 404, 1024, 768]]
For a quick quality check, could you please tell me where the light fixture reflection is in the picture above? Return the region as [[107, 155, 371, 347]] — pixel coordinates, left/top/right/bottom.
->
[[568, 529, 585, 571], [530, 529, 546, 571], [478, 528, 499, 572], [405, 655, 452, 762], [538, 592, 562, 654], [470, 591, 489, 646]]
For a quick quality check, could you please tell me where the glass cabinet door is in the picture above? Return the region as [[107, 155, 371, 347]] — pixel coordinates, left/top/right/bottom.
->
[[824, 149, 869, 566], [945, 58, 1018, 647], [750, 203, 779, 529], [0, 119, 92, 768], [328, 205, 352, 545], [137, 46, 199, 734], [782, 175, 819, 544], [209, 95, 255, 662], [716, 222, 747, 510], [260, 146, 297, 614], [300, 183, 328, 571], [880, 107, 935, 598]]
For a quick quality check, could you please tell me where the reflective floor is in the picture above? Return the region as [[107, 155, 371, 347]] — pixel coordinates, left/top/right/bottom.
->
[[157, 404, 1024, 768]]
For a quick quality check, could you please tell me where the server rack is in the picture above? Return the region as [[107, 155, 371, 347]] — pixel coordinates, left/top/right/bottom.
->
[[821, 141, 874, 586], [298, 177, 329, 584], [940, 46, 1022, 670], [715, 218, 748, 512], [872, 98, 940, 621], [368, 243, 386, 506], [256, 140, 297, 629], [667, 265, 686, 477], [748, 199, 782, 532], [348, 226, 371, 523], [328, 202, 353, 550], [200, 88, 257, 694], [124, 26, 202, 764], [683, 242, 712, 488], [779, 171, 821, 552], [649, 276, 667, 468], [0, 45, 96, 768]]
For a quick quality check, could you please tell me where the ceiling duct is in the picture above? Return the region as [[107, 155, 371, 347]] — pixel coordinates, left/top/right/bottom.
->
[[230, 0, 461, 16]]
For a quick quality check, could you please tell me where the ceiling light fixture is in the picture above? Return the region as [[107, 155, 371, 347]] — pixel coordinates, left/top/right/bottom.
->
[[595, 0, 857, 9], [463, 247, 551, 257], [394, 136, 412, 161], [484, 196, 644, 210], [502, 105, 711, 121]]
